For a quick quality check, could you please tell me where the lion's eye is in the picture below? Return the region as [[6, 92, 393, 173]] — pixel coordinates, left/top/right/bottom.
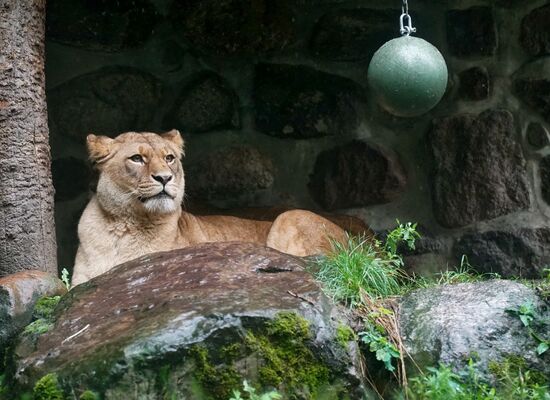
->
[[129, 154, 144, 163], [165, 154, 176, 163]]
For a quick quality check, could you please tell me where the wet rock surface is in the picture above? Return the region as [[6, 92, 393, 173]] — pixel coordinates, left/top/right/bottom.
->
[[13, 243, 365, 399], [48, 66, 162, 141], [254, 64, 366, 139], [454, 228, 550, 278], [0, 271, 66, 352], [308, 140, 407, 210], [164, 73, 240, 133], [400, 280, 550, 381], [429, 109, 529, 228]]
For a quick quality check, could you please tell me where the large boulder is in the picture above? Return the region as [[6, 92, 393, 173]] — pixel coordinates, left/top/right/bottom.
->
[[12, 243, 366, 399], [454, 228, 550, 278], [308, 140, 407, 210], [429, 109, 530, 228], [0, 271, 67, 356], [399, 280, 550, 381]]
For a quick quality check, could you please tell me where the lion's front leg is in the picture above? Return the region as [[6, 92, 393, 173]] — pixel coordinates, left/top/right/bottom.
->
[[266, 210, 347, 257]]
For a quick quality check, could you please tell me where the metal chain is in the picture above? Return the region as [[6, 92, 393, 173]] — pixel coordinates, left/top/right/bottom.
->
[[400, 0, 417, 36]]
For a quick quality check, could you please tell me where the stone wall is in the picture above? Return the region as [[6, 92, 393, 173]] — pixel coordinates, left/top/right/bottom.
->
[[46, 0, 550, 277]]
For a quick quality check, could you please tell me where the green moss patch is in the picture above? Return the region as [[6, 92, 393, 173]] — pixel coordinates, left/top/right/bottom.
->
[[335, 324, 357, 349], [190, 345, 241, 399], [245, 312, 330, 399]]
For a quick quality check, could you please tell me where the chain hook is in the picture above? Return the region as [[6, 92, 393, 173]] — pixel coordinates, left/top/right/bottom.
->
[[400, 0, 416, 36]]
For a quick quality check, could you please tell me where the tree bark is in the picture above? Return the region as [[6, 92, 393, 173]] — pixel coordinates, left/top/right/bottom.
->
[[0, 0, 57, 276]]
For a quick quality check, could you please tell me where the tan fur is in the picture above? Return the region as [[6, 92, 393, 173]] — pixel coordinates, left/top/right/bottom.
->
[[72, 130, 346, 285]]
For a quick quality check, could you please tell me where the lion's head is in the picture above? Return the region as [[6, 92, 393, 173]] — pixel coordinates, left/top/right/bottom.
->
[[87, 130, 185, 216]]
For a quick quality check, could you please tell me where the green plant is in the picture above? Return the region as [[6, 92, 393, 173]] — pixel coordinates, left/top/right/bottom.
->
[[78, 391, 99, 400], [33, 373, 64, 400], [229, 380, 282, 400], [315, 221, 419, 306], [359, 325, 400, 372], [407, 358, 550, 400], [506, 302, 549, 355], [60, 268, 71, 291]]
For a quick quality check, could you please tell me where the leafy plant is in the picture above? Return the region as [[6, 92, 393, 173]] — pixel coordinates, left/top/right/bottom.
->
[[60, 268, 71, 291], [314, 221, 419, 306], [506, 302, 549, 355], [359, 325, 400, 372], [229, 380, 281, 400]]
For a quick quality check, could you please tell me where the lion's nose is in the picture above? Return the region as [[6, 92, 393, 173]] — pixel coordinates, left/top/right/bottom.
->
[[152, 174, 173, 185]]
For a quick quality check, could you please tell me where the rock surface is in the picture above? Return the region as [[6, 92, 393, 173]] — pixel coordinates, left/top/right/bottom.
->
[[540, 155, 550, 206], [0, 271, 67, 352], [520, 4, 550, 56], [526, 122, 549, 149], [400, 280, 550, 380], [459, 67, 490, 101], [13, 243, 365, 399], [429, 109, 530, 228], [186, 146, 275, 203], [170, 0, 297, 56], [454, 228, 550, 278], [46, 0, 158, 52], [514, 59, 550, 123], [48, 66, 162, 141], [164, 73, 240, 133], [309, 9, 395, 61], [446, 7, 497, 57], [308, 140, 406, 210], [254, 64, 366, 139]]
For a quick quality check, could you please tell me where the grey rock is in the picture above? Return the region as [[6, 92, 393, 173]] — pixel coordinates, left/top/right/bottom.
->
[[254, 64, 366, 139], [429, 109, 530, 228], [400, 280, 550, 380], [541, 155, 550, 206], [169, 0, 297, 56], [0, 271, 66, 354], [526, 123, 550, 149], [309, 9, 395, 61], [46, 0, 158, 52], [520, 4, 550, 56], [454, 228, 550, 278], [446, 7, 497, 57], [164, 73, 239, 133], [187, 146, 274, 203], [13, 243, 366, 399], [48, 66, 162, 141], [308, 140, 407, 210]]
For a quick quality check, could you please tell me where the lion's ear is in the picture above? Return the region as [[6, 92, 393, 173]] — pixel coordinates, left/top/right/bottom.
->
[[87, 134, 114, 165], [161, 129, 184, 154]]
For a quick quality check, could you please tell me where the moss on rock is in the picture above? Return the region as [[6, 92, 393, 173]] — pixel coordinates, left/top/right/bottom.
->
[[245, 312, 330, 399]]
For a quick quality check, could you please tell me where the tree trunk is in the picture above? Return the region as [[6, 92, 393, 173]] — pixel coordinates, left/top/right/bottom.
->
[[0, 0, 57, 276]]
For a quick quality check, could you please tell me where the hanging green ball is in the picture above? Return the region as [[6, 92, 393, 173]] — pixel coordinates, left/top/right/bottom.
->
[[368, 35, 448, 117]]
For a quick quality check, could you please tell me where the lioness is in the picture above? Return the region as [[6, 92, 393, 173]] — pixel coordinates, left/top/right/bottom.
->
[[72, 130, 347, 285]]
